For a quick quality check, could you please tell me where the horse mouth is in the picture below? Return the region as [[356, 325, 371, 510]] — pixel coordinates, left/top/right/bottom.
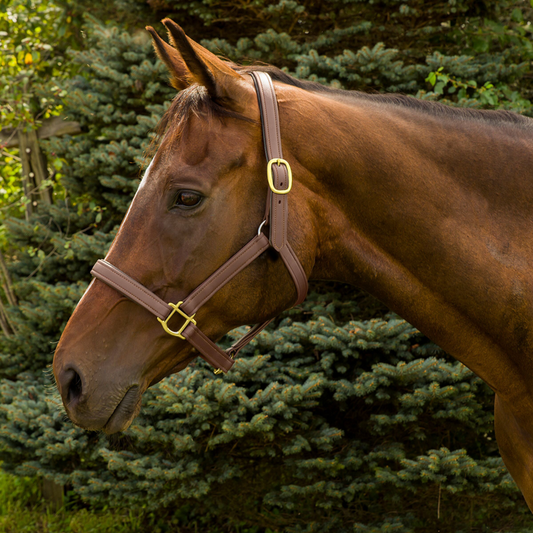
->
[[103, 385, 141, 434]]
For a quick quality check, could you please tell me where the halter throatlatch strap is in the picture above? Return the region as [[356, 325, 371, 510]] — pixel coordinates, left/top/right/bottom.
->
[[91, 71, 308, 374]]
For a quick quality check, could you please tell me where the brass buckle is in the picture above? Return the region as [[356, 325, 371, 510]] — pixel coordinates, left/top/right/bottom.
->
[[267, 158, 292, 195], [213, 350, 236, 375], [157, 301, 196, 340]]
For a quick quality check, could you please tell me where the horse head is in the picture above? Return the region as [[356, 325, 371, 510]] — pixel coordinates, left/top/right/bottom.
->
[[53, 20, 318, 434]]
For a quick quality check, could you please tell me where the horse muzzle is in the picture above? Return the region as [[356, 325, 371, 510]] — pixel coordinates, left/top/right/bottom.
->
[[55, 358, 143, 433]]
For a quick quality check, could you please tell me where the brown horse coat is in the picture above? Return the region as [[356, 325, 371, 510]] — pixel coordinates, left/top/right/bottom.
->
[[53, 20, 533, 510]]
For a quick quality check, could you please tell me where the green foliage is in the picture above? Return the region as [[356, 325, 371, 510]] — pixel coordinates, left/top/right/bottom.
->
[[0, 0, 75, 130], [75, 0, 533, 102], [0, 2, 533, 532], [46, 18, 174, 213], [0, 15, 173, 376], [0, 152, 24, 222], [0, 0, 80, 230], [1, 306, 532, 531], [0, 467, 164, 532], [422, 67, 532, 112]]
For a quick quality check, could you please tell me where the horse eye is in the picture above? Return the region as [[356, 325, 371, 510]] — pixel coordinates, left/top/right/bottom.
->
[[174, 191, 202, 209]]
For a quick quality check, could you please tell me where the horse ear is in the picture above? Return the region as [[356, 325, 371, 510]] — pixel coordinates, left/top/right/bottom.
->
[[146, 26, 192, 91], [160, 19, 248, 104]]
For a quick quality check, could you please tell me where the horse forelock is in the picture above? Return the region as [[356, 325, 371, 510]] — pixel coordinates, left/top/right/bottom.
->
[[144, 83, 256, 167], [160, 85, 255, 136]]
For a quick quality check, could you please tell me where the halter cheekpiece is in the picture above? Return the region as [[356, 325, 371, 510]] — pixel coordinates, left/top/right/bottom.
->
[[90, 72, 308, 374]]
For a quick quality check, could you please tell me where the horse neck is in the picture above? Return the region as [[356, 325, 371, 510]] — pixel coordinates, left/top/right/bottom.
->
[[286, 88, 533, 403]]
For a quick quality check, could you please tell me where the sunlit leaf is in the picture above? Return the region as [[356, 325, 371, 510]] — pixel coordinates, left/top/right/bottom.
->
[[434, 81, 446, 95]]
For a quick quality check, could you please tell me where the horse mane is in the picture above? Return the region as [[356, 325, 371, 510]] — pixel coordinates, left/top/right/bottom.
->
[[238, 65, 532, 128], [157, 63, 532, 141]]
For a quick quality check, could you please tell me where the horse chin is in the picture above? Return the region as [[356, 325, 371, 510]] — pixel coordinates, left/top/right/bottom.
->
[[100, 354, 195, 433], [102, 385, 142, 435]]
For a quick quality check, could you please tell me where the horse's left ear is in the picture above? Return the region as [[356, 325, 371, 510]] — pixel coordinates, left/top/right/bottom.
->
[[146, 25, 192, 91], [149, 19, 249, 106]]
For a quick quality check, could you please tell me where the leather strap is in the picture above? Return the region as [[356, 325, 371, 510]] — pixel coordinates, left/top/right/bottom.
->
[[279, 244, 308, 306], [251, 71, 288, 252], [227, 319, 273, 356], [90, 72, 308, 374], [180, 232, 269, 316], [92, 232, 271, 372], [182, 323, 234, 373], [92, 260, 235, 372], [92, 259, 168, 320], [251, 72, 308, 306]]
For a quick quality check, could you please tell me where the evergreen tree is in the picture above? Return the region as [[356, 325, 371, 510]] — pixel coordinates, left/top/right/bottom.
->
[[72, 0, 533, 109], [1, 2, 533, 532]]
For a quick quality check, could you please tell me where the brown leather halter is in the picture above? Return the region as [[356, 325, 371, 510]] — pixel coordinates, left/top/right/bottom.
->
[[90, 72, 308, 374]]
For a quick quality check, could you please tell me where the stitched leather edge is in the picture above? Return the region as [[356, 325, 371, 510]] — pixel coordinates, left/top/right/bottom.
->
[[91, 260, 169, 319]]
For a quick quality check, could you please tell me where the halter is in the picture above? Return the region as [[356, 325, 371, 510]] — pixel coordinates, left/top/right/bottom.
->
[[90, 72, 308, 374]]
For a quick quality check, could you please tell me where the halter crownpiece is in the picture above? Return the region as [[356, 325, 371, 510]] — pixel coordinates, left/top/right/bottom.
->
[[91, 72, 308, 374]]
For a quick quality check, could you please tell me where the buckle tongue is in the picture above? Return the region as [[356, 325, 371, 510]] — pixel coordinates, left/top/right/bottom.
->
[[157, 301, 196, 339]]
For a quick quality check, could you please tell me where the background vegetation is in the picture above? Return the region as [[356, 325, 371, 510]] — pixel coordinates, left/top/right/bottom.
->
[[1, 0, 533, 531]]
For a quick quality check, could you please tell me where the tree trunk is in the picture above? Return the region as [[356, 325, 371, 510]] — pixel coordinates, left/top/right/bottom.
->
[[0, 250, 16, 307], [41, 478, 64, 511], [17, 127, 52, 220]]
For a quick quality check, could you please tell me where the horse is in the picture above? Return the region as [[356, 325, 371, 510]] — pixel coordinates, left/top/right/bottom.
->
[[52, 19, 533, 511]]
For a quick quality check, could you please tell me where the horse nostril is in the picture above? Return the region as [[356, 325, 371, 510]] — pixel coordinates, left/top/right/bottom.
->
[[70, 371, 82, 400], [62, 368, 83, 405]]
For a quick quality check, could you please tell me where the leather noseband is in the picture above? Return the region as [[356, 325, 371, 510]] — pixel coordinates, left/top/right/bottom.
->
[[90, 72, 308, 374]]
